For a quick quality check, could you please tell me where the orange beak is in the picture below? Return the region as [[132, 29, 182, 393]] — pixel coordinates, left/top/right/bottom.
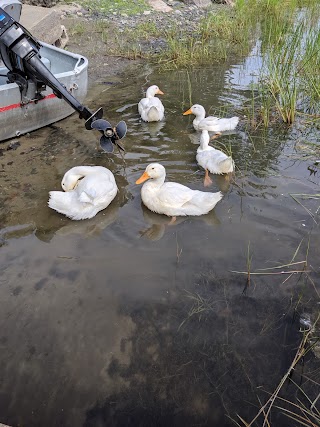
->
[[183, 108, 192, 115], [136, 171, 150, 184], [156, 89, 164, 95]]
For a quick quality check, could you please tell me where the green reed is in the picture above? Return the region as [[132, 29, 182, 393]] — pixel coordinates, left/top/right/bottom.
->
[[246, 2, 320, 126]]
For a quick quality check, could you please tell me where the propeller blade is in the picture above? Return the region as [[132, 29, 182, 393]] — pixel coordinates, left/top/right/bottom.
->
[[100, 135, 114, 153], [114, 121, 127, 140], [91, 119, 112, 132]]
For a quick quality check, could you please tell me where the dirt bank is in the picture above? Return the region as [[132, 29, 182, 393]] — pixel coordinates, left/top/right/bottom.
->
[[58, 0, 222, 85]]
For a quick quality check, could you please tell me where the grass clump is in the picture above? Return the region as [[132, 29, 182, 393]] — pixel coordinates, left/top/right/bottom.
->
[[74, 0, 148, 16], [233, 0, 320, 127]]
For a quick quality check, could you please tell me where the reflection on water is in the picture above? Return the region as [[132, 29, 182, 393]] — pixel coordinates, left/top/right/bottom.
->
[[0, 53, 320, 426]]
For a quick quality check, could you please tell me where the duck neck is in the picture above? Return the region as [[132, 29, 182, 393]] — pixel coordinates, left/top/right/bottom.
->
[[195, 108, 206, 122], [199, 130, 210, 150], [145, 174, 166, 190], [68, 166, 93, 178], [146, 87, 156, 98]]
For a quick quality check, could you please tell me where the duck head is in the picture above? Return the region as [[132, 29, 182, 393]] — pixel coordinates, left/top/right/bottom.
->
[[146, 85, 164, 98], [183, 104, 206, 118], [61, 172, 82, 191], [136, 163, 166, 184]]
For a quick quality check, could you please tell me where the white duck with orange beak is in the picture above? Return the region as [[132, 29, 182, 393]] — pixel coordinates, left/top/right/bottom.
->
[[138, 85, 165, 122], [197, 130, 234, 186], [136, 163, 223, 218], [183, 104, 239, 139]]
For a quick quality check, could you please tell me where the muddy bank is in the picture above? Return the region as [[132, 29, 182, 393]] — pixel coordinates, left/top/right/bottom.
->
[[59, 1, 226, 84]]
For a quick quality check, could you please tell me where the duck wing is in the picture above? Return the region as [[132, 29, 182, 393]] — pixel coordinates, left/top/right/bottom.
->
[[214, 117, 239, 131], [198, 116, 239, 132], [76, 174, 117, 206], [138, 97, 164, 121], [138, 98, 150, 114], [157, 182, 197, 208], [78, 188, 97, 204]]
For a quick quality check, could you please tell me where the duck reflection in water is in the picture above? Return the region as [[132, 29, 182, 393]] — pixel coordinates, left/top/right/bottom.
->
[[139, 203, 221, 241], [139, 120, 166, 138]]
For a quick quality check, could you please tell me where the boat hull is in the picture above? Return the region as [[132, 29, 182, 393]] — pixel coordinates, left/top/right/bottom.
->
[[0, 42, 88, 141]]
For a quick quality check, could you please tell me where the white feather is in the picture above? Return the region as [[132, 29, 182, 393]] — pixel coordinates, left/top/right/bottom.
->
[[48, 166, 118, 220]]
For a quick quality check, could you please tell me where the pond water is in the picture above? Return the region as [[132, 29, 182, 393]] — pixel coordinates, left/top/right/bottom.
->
[[0, 50, 320, 426]]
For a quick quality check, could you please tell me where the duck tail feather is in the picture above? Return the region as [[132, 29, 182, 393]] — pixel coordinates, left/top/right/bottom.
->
[[48, 191, 92, 220]]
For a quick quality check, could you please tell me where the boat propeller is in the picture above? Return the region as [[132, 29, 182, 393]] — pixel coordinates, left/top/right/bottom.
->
[[84, 107, 127, 153], [0, 5, 128, 152], [91, 119, 127, 153]]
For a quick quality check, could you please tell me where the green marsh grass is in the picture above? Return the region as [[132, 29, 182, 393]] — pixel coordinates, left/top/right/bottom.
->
[[246, 2, 320, 126], [258, 15, 319, 124], [69, 21, 86, 36]]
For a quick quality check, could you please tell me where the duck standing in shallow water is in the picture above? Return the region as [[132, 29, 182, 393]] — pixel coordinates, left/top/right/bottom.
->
[[197, 130, 234, 187], [48, 166, 118, 220], [138, 85, 165, 122], [136, 163, 223, 220], [183, 104, 239, 139]]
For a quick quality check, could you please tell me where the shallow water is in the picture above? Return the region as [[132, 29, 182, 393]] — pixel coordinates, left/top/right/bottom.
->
[[0, 54, 320, 426]]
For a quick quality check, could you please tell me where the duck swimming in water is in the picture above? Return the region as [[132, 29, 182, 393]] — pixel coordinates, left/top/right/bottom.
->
[[183, 104, 239, 139], [138, 85, 165, 122], [48, 166, 118, 220], [197, 129, 234, 186], [136, 163, 223, 219]]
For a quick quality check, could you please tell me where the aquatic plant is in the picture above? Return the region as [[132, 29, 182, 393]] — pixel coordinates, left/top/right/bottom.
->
[[236, 315, 320, 427], [256, 10, 320, 125]]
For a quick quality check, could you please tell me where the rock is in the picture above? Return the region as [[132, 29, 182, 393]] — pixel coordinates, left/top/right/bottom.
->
[[143, 10, 151, 15], [182, 0, 212, 8], [147, 0, 173, 12], [22, 0, 58, 7], [7, 141, 21, 150], [20, 5, 69, 47]]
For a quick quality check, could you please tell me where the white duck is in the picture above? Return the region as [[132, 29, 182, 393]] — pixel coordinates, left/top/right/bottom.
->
[[183, 104, 239, 138], [138, 85, 165, 122], [197, 130, 234, 186], [48, 166, 118, 220], [136, 163, 222, 219]]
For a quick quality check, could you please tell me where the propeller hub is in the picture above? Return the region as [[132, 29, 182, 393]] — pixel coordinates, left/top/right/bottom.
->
[[91, 119, 127, 153]]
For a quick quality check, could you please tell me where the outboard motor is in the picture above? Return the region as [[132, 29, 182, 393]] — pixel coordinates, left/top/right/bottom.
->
[[0, 1, 127, 152]]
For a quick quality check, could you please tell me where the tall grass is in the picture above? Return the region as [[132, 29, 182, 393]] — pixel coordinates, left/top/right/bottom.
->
[[259, 12, 320, 124], [235, 0, 320, 126]]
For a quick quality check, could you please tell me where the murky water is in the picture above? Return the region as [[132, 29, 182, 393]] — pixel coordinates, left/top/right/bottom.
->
[[1, 52, 320, 426]]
